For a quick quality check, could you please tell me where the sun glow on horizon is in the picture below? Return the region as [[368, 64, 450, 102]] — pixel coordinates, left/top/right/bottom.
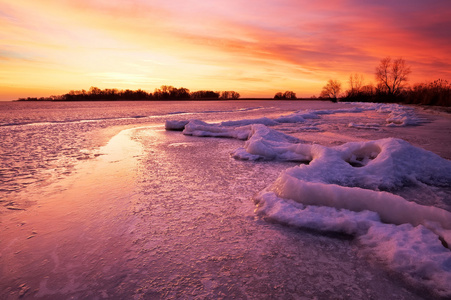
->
[[1, 0, 450, 100]]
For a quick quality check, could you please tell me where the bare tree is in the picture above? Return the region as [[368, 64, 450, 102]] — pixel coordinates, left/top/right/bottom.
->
[[375, 57, 411, 95], [348, 73, 365, 96], [320, 79, 342, 101], [220, 91, 240, 99]]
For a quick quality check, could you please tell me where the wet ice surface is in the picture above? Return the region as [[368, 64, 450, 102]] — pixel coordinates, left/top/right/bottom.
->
[[1, 100, 450, 299], [170, 104, 451, 297], [0, 100, 299, 208], [125, 129, 425, 299]]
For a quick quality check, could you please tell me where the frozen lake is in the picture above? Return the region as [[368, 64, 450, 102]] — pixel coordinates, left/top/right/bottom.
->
[[1, 100, 450, 299]]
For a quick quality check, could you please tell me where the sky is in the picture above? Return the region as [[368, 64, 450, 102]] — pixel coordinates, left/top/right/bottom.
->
[[1, 0, 451, 100]]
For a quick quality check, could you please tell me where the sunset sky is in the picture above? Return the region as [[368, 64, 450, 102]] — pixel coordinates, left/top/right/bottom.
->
[[1, 0, 450, 100]]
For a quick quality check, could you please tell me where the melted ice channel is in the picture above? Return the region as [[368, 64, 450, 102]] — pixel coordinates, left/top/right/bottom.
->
[[166, 103, 451, 298]]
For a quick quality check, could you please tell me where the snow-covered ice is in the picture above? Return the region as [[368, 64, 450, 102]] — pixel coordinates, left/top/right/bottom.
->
[[167, 102, 451, 298], [2, 100, 449, 299]]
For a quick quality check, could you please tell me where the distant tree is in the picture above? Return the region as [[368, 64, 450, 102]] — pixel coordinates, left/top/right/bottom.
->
[[375, 57, 411, 96], [220, 91, 240, 99], [361, 84, 375, 94], [190, 90, 220, 99], [348, 73, 365, 96], [103, 88, 119, 100], [274, 91, 296, 99], [133, 89, 150, 100], [274, 92, 284, 99], [153, 85, 171, 99], [230, 91, 240, 99], [121, 89, 136, 99], [405, 79, 451, 106], [89, 87, 102, 98], [172, 87, 190, 99], [320, 79, 342, 101], [283, 91, 297, 99], [343, 81, 376, 103], [63, 89, 87, 101], [152, 86, 190, 99], [50, 95, 64, 101]]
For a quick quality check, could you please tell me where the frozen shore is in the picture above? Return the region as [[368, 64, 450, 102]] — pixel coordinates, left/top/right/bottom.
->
[[167, 102, 451, 298], [1, 101, 450, 299]]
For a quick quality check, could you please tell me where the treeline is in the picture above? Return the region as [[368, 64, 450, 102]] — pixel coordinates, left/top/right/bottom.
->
[[341, 79, 451, 106], [17, 85, 241, 101], [320, 57, 451, 106], [402, 79, 450, 106], [274, 91, 297, 99]]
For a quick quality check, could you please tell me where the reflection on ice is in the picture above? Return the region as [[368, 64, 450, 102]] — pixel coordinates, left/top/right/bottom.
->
[[167, 102, 451, 298]]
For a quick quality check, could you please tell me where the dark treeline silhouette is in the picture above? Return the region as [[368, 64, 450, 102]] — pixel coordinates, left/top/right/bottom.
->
[[153, 85, 191, 100], [191, 90, 220, 99], [342, 79, 451, 106], [219, 91, 241, 100], [403, 79, 451, 106], [274, 91, 296, 99], [320, 57, 451, 107], [17, 86, 241, 101]]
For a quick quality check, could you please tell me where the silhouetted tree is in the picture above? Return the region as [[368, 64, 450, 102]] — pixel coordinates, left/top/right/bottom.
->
[[153, 86, 171, 99], [274, 92, 284, 99], [171, 87, 190, 99], [153, 86, 190, 100], [283, 91, 296, 99], [405, 79, 451, 106], [348, 73, 365, 97], [274, 91, 296, 99], [220, 91, 240, 99], [320, 79, 342, 101], [88, 87, 102, 100], [231, 91, 240, 99], [375, 57, 411, 96], [190, 90, 220, 99]]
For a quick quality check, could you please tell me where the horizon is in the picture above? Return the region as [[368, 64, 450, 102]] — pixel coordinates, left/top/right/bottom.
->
[[1, 0, 451, 101]]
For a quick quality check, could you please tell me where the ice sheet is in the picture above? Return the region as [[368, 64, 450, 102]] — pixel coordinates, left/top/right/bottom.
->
[[166, 102, 451, 297]]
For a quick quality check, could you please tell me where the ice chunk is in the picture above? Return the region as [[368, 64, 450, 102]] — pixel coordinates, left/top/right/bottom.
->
[[254, 191, 380, 235], [165, 120, 189, 131], [236, 124, 307, 161], [183, 120, 251, 140], [267, 176, 451, 229], [265, 138, 451, 190]]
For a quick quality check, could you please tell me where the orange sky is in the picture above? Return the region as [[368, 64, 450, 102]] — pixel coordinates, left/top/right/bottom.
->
[[1, 0, 450, 100]]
